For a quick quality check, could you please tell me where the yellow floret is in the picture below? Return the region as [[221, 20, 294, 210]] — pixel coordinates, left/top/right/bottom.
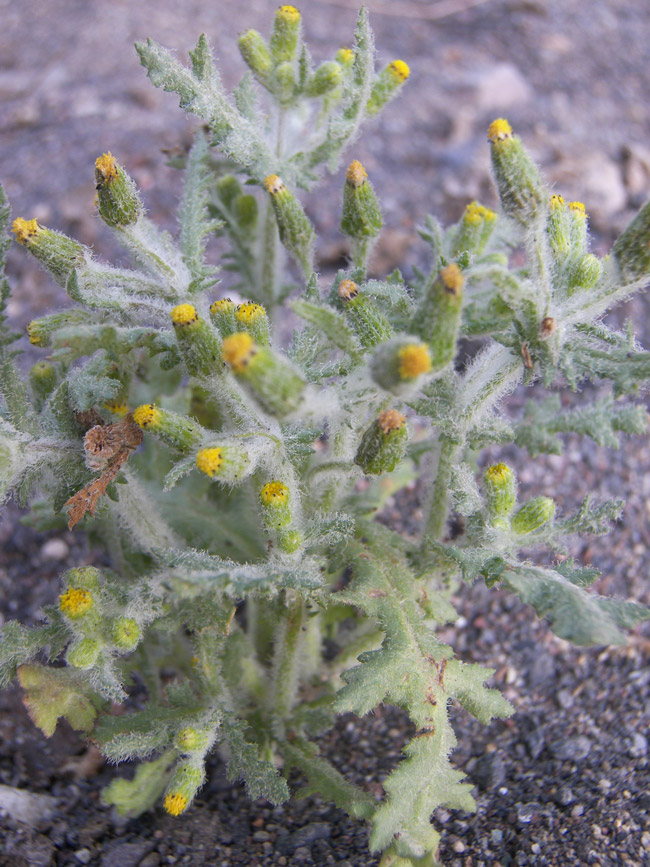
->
[[133, 404, 161, 429], [264, 174, 285, 195], [487, 118, 513, 143], [485, 462, 512, 484], [277, 5, 300, 21], [236, 302, 266, 323], [397, 344, 432, 380], [338, 279, 359, 302], [163, 792, 188, 817], [104, 401, 128, 416], [26, 321, 43, 346], [222, 332, 256, 373], [260, 480, 290, 507], [440, 263, 464, 295], [389, 60, 410, 82], [568, 201, 586, 216], [464, 201, 496, 226], [12, 218, 41, 245], [378, 409, 405, 434], [345, 160, 368, 188], [210, 298, 235, 315], [95, 152, 118, 183], [170, 304, 198, 326], [59, 588, 94, 619], [196, 447, 223, 478], [336, 47, 354, 66], [549, 194, 565, 209]]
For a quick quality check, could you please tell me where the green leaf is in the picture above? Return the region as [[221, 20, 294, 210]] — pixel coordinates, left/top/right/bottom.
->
[[17, 663, 98, 736], [101, 751, 176, 818], [179, 132, 221, 286], [0, 620, 69, 687], [220, 716, 289, 804], [291, 300, 362, 358]]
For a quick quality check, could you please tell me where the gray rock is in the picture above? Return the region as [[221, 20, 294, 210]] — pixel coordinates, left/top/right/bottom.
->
[[0, 785, 57, 830], [471, 752, 506, 790], [549, 735, 592, 761], [474, 63, 532, 113], [275, 821, 331, 854], [74, 849, 93, 865], [628, 732, 648, 758], [101, 841, 154, 867]]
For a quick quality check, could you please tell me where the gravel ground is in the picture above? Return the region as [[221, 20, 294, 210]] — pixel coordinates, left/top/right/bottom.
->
[[2, 0, 650, 865]]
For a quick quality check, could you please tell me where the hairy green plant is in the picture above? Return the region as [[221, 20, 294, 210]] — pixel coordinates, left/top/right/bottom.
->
[[2, 6, 650, 864]]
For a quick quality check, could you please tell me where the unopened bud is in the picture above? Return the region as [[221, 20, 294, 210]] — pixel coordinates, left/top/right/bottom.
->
[[483, 463, 516, 527], [452, 201, 497, 259], [511, 496, 555, 534], [568, 253, 603, 294], [272, 61, 296, 104], [63, 567, 102, 592], [487, 118, 545, 223], [12, 218, 85, 287], [306, 60, 343, 97], [29, 361, 57, 404], [414, 263, 463, 371], [112, 617, 141, 650], [337, 279, 391, 349], [235, 302, 270, 345], [259, 480, 292, 528], [209, 297, 238, 337], [26, 310, 91, 348], [163, 762, 205, 817], [270, 5, 301, 64], [133, 404, 203, 454], [355, 409, 408, 475], [366, 60, 410, 117], [264, 175, 314, 275], [567, 201, 588, 258], [195, 445, 250, 483], [341, 160, 383, 241], [170, 304, 222, 377], [238, 29, 273, 85], [546, 194, 571, 264], [67, 638, 101, 670], [94, 153, 143, 228], [335, 47, 354, 69]]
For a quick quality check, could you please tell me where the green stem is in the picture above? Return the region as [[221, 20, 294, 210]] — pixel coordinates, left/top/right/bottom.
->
[[423, 436, 459, 543], [270, 593, 304, 738]]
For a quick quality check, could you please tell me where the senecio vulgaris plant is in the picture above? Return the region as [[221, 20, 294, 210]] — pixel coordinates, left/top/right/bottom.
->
[[2, 6, 650, 865]]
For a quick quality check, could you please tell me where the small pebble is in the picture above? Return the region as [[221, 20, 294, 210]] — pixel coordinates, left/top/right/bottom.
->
[[74, 849, 92, 865], [40, 538, 70, 561]]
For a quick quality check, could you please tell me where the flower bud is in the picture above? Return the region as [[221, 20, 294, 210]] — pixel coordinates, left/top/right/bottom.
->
[[59, 587, 95, 621], [414, 264, 463, 371], [270, 5, 301, 64], [170, 304, 222, 377], [94, 152, 143, 228], [259, 480, 292, 528], [12, 218, 85, 287], [272, 61, 296, 104], [483, 463, 516, 527], [511, 496, 555, 534], [26, 310, 90, 348], [222, 332, 305, 417], [278, 529, 303, 554], [63, 566, 102, 592], [112, 617, 141, 650], [341, 160, 383, 241], [29, 361, 57, 404], [335, 47, 354, 69], [366, 60, 410, 117], [370, 337, 432, 395], [337, 279, 391, 349], [613, 196, 650, 282], [67, 638, 101, 670], [163, 761, 205, 817], [452, 201, 497, 259], [195, 445, 250, 483], [487, 119, 545, 223], [567, 253, 603, 295], [238, 29, 273, 85], [233, 194, 258, 232], [133, 404, 203, 454], [355, 409, 408, 475], [306, 61, 343, 97], [235, 302, 270, 345], [174, 727, 211, 754], [264, 175, 315, 276], [567, 201, 588, 257], [209, 297, 238, 337], [546, 194, 571, 264]]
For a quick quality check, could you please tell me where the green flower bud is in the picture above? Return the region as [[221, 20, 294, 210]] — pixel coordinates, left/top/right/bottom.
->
[[337, 279, 392, 349], [259, 480, 292, 529], [272, 61, 296, 104], [511, 496, 555, 534], [278, 528, 303, 553], [238, 29, 272, 85], [269, 5, 301, 64], [341, 160, 383, 241], [366, 60, 410, 117], [209, 297, 238, 338], [29, 361, 57, 404], [170, 304, 222, 377], [233, 194, 258, 231], [222, 332, 305, 417], [413, 264, 463, 371], [112, 617, 141, 650], [306, 61, 343, 97], [370, 337, 432, 395], [174, 727, 211, 754], [568, 253, 603, 295], [12, 218, 85, 287], [567, 201, 589, 258], [163, 761, 205, 817], [487, 119, 545, 223], [94, 152, 143, 228], [264, 174, 314, 276], [63, 567, 102, 593], [483, 463, 516, 527], [26, 309, 88, 348], [195, 445, 251, 484], [546, 194, 571, 264], [451, 201, 498, 259], [613, 196, 650, 282], [133, 404, 203, 454], [215, 175, 243, 209], [355, 409, 408, 475], [235, 302, 270, 345], [67, 638, 101, 670]]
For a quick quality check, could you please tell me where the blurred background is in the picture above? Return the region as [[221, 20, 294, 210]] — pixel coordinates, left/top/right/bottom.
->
[[2, 0, 650, 326]]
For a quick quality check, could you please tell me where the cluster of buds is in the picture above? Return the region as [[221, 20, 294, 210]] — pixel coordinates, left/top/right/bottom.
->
[[483, 463, 555, 536]]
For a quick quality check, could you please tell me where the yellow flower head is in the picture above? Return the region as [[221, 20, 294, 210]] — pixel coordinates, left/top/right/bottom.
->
[[378, 409, 406, 434], [345, 160, 368, 188], [222, 332, 257, 373], [568, 201, 587, 217], [210, 298, 236, 315], [12, 218, 41, 245], [95, 152, 118, 184], [389, 60, 410, 82], [59, 587, 94, 619], [277, 5, 300, 22], [549, 194, 565, 210], [133, 404, 161, 429], [26, 321, 44, 346], [464, 201, 496, 226], [338, 279, 359, 302], [236, 302, 266, 324], [485, 462, 512, 484], [104, 401, 128, 416], [397, 343, 432, 380], [264, 174, 285, 195], [196, 447, 223, 478], [164, 792, 188, 817], [487, 118, 513, 143], [260, 480, 290, 507], [440, 263, 464, 295], [336, 47, 354, 66], [171, 304, 198, 326]]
